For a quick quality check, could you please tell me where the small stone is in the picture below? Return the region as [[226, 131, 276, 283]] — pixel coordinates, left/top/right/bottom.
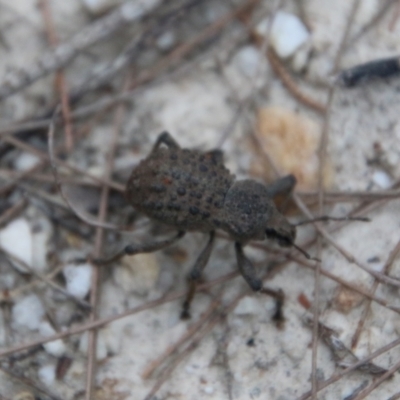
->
[[232, 46, 264, 79], [234, 296, 262, 316], [12, 294, 45, 330], [39, 321, 66, 357], [202, 385, 214, 395], [372, 170, 392, 189], [63, 263, 92, 299], [13, 152, 40, 171], [260, 11, 310, 59], [156, 31, 176, 51], [38, 365, 56, 386], [0, 218, 33, 273]]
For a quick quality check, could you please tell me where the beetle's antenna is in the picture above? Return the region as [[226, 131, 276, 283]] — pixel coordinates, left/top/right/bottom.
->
[[292, 243, 321, 262], [295, 216, 370, 226]]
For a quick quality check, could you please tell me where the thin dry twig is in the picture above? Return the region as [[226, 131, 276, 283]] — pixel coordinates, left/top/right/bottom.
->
[[0, 365, 62, 400], [143, 293, 243, 400], [0, 0, 161, 99], [0, 198, 27, 228], [351, 239, 400, 349], [141, 297, 222, 380], [0, 271, 238, 359], [310, 83, 335, 400], [0, 244, 91, 310], [5, 133, 124, 192], [85, 76, 128, 400], [349, 0, 398, 45], [350, 357, 400, 400], [266, 48, 327, 114], [332, 0, 361, 73], [296, 336, 400, 400], [39, 0, 74, 151], [47, 121, 127, 231]]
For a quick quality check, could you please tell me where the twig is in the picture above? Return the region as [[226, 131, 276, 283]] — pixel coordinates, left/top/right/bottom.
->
[[143, 293, 243, 400], [266, 48, 327, 114], [332, 0, 361, 73], [350, 239, 400, 348], [0, 271, 238, 359], [291, 253, 400, 313], [348, 0, 398, 46], [141, 297, 222, 379], [39, 0, 74, 151], [0, 365, 62, 400], [0, 198, 27, 228], [350, 357, 400, 400], [5, 134, 124, 191], [310, 84, 335, 400], [84, 76, 128, 400], [296, 336, 400, 400], [0, 0, 162, 99], [0, 245, 91, 310]]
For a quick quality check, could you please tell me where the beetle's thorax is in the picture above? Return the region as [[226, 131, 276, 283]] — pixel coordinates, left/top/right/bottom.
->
[[216, 180, 273, 241]]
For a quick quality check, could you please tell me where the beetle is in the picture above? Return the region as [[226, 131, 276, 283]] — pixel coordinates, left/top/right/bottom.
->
[[103, 132, 301, 319]]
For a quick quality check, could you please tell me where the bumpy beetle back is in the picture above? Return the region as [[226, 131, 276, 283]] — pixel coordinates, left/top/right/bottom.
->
[[126, 145, 234, 232]]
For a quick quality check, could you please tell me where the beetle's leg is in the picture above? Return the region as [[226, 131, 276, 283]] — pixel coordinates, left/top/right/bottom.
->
[[93, 231, 185, 265], [181, 231, 215, 319], [265, 174, 296, 198], [152, 131, 180, 152], [235, 243, 285, 322]]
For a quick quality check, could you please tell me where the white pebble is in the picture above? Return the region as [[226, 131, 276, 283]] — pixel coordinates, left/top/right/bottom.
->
[[232, 46, 264, 79], [234, 296, 262, 316], [13, 152, 40, 171], [156, 31, 176, 51], [202, 386, 214, 395], [63, 263, 92, 299], [12, 294, 45, 330], [269, 11, 310, 59], [372, 170, 393, 189], [39, 321, 66, 357], [38, 365, 55, 386], [0, 218, 33, 272]]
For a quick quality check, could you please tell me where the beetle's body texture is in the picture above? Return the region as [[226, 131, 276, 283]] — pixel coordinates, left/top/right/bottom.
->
[[122, 132, 297, 319], [126, 145, 234, 233], [126, 133, 295, 245]]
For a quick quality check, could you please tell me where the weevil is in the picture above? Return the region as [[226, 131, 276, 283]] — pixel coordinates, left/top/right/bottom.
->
[[106, 132, 301, 319]]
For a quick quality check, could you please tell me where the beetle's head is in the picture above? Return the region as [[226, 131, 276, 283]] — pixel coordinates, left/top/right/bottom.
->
[[220, 180, 296, 245], [264, 212, 296, 247]]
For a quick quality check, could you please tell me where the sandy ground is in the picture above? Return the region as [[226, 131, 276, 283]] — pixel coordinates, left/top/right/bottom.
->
[[0, 0, 400, 399]]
